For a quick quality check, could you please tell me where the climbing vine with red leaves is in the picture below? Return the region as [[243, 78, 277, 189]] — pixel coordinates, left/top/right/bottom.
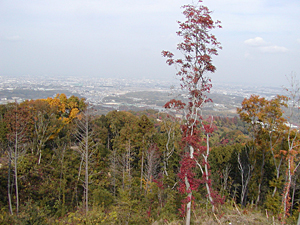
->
[[162, 1, 223, 223]]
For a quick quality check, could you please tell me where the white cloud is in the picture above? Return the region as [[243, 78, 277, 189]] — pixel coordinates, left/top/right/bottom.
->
[[244, 37, 288, 53], [244, 37, 268, 47], [297, 39, 300, 43], [259, 46, 288, 53]]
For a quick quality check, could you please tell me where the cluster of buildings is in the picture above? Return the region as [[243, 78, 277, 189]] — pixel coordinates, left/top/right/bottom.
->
[[0, 75, 285, 112]]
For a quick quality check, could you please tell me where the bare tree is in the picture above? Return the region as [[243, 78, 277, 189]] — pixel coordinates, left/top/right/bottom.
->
[[144, 143, 160, 193], [118, 140, 133, 191], [75, 108, 97, 214], [237, 151, 253, 206], [160, 113, 180, 177], [5, 102, 30, 214], [53, 142, 68, 214], [30, 101, 59, 165]]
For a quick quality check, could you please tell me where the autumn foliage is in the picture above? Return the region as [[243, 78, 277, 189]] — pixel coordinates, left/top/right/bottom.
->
[[162, 0, 222, 223]]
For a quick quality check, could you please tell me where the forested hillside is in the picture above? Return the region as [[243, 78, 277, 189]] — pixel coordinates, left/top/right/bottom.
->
[[0, 92, 299, 224]]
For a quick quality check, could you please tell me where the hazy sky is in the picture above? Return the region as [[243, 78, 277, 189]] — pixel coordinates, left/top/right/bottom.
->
[[1, 0, 299, 87]]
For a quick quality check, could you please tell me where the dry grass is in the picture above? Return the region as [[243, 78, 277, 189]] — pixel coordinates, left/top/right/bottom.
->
[[153, 203, 285, 225]]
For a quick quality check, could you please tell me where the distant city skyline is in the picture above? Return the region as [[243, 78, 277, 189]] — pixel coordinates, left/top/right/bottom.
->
[[1, 0, 299, 87]]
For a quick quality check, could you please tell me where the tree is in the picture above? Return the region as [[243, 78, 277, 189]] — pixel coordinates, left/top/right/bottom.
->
[[159, 113, 181, 177], [106, 111, 139, 197], [162, 1, 222, 223], [4, 102, 31, 214], [113, 117, 137, 192], [144, 143, 160, 193], [46, 93, 86, 124], [282, 75, 300, 218], [25, 99, 62, 164], [237, 95, 288, 206], [75, 107, 97, 214], [137, 115, 155, 191]]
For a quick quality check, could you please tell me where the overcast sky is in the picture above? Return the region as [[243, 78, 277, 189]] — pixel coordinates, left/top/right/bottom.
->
[[1, 0, 299, 87]]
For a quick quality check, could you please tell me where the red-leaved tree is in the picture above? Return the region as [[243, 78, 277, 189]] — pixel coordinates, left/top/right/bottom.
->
[[162, 1, 223, 224]]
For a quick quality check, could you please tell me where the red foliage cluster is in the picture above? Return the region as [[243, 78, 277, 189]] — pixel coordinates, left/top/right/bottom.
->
[[164, 99, 186, 110], [210, 189, 226, 206], [178, 154, 200, 194]]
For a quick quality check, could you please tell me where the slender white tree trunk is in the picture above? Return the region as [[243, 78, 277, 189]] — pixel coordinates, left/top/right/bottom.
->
[[85, 117, 89, 213], [14, 131, 19, 214], [297, 212, 300, 225], [204, 134, 214, 212], [185, 145, 195, 225], [185, 175, 192, 225], [140, 137, 145, 190], [38, 149, 42, 165], [283, 156, 292, 217], [7, 147, 13, 215]]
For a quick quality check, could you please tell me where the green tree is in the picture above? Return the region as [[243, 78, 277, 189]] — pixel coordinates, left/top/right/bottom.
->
[[137, 115, 155, 191]]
